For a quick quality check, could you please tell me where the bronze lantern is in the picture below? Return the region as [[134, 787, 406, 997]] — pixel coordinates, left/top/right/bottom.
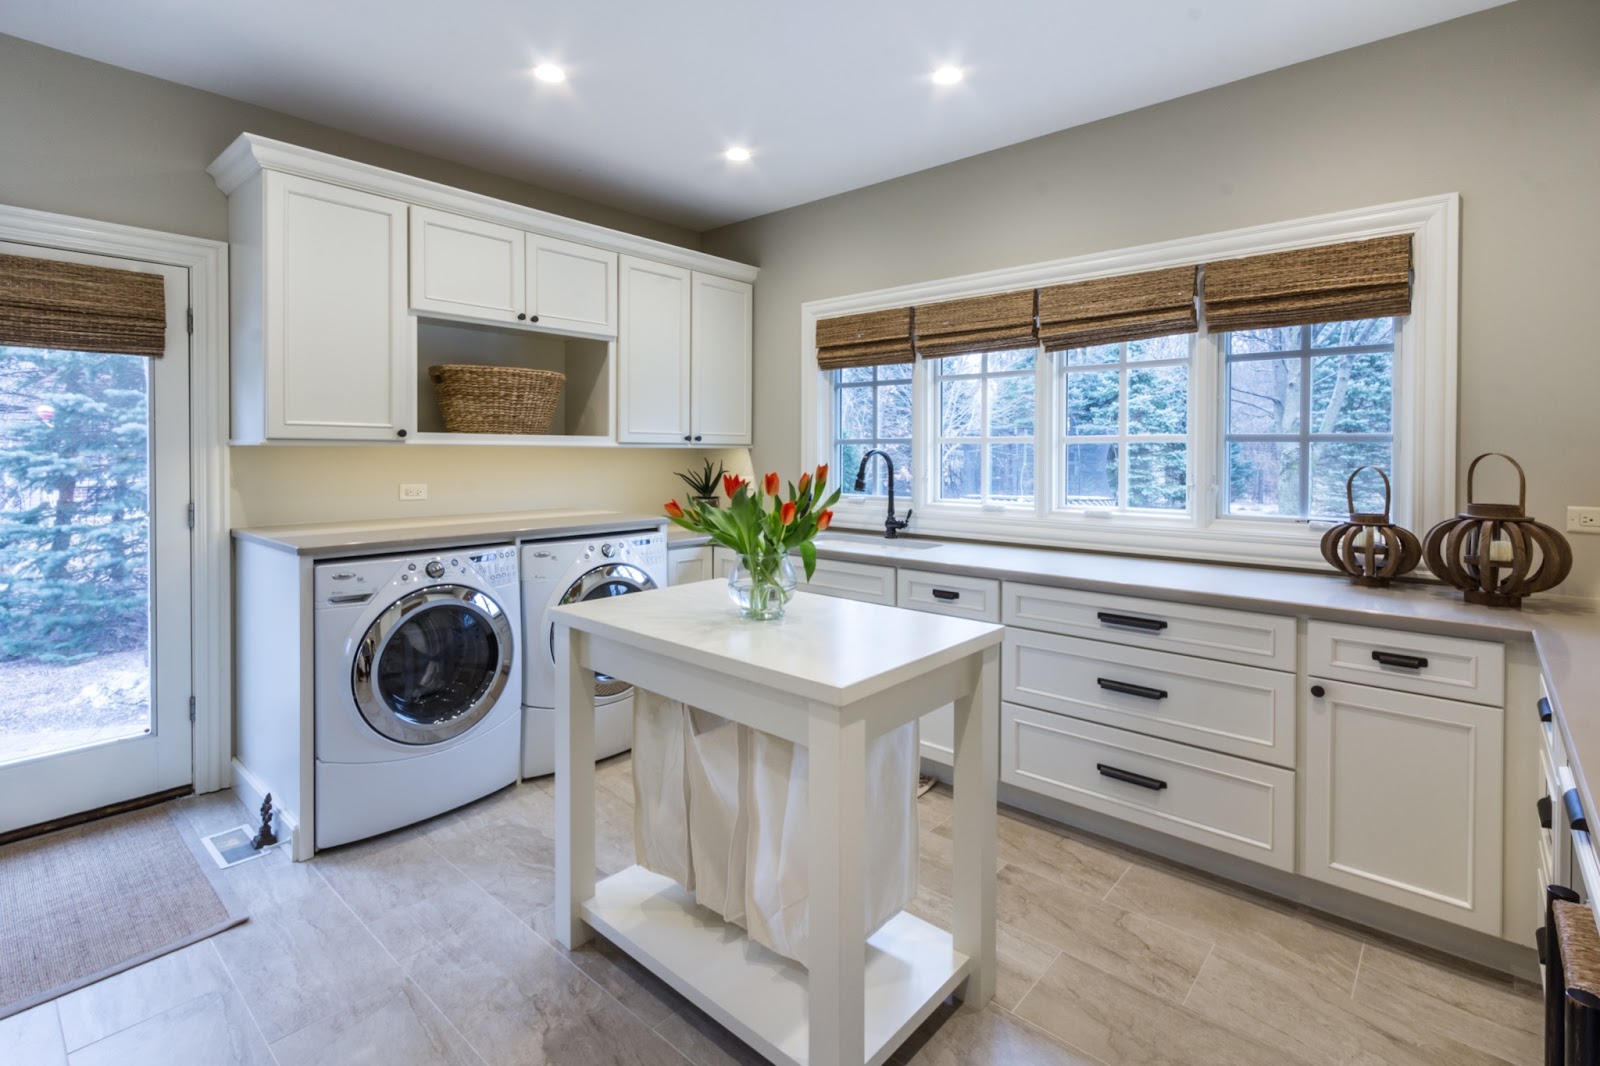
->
[[1319, 466, 1422, 587], [1422, 453, 1572, 608]]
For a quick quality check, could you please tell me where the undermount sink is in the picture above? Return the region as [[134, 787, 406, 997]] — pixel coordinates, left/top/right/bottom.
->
[[814, 533, 943, 551]]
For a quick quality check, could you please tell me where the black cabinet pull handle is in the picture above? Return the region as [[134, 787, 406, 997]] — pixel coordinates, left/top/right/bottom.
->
[[1097, 763, 1168, 791], [1538, 794, 1553, 830], [1372, 650, 1428, 670], [1566, 788, 1588, 833], [516, 313, 527, 321], [931, 589, 960, 601], [1537, 925, 1547, 966], [1310, 684, 1326, 698], [396, 428, 407, 438], [1096, 611, 1167, 633], [1538, 697, 1553, 723], [1097, 677, 1168, 701]]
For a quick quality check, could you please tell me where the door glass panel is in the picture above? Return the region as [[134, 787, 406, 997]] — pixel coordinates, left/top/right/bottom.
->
[[0, 346, 152, 765], [378, 603, 499, 726]]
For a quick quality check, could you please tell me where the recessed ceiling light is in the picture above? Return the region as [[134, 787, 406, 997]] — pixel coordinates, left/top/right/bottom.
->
[[532, 64, 567, 84], [930, 65, 964, 86], [724, 146, 752, 163]]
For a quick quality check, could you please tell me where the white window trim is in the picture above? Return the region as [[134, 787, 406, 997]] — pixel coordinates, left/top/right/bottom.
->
[[799, 194, 1458, 569], [0, 203, 232, 792]]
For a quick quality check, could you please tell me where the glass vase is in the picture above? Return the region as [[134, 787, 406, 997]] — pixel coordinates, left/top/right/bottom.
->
[[727, 551, 798, 621]]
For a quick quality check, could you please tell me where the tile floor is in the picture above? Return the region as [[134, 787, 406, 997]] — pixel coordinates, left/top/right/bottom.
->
[[0, 755, 1541, 1065]]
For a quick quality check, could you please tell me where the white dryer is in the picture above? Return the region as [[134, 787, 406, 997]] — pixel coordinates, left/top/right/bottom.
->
[[520, 527, 666, 778], [314, 544, 521, 849]]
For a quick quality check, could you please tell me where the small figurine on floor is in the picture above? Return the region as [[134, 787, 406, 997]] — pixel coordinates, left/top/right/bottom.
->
[[251, 793, 278, 850]]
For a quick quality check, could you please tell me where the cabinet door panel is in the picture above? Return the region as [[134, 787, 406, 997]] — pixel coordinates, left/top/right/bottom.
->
[[690, 273, 752, 446], [1303, 679, 1503, 933], [618, 257, 692, 444], [269, 174, 411, 439], [528, 235, 617, 337], [666, 545, 712, 585], [409, 207, 524, 322]]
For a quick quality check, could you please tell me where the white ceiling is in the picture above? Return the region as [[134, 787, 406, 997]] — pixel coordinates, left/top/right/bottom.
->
[[0, 1, 1510, 232]]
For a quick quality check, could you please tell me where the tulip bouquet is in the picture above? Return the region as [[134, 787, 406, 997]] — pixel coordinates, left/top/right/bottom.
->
[[666, 467, 841, 620]]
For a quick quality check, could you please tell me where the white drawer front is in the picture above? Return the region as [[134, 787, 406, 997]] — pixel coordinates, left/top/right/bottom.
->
[[1003, 583, 1294, 670], [798, 558, 896, 605], [897, 569, 1001, 622], [1003, 630, 1295, 767], [1001, 703, 1295, 871], [1306, 621, 1505, 706]]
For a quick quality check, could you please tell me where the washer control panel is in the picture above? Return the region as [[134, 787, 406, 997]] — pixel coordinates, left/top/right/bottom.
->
[[465, 545, 518, 586]]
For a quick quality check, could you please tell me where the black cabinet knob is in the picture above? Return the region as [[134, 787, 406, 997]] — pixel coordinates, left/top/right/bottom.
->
[[396, 428, 407, 438], [516, 313, 526, 321], [1310, 684, 1326, 698], [529, 314, 539, 323], [683, 435, 691, 442], [694, 435, 703, 442]]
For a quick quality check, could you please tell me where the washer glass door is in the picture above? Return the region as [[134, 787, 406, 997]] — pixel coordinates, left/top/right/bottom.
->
[[551, 563, 656, 699], [353, 585, 514, 745]]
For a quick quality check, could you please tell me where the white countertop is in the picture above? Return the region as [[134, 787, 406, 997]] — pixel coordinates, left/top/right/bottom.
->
[[549, 580, 1003, 707], [233, 509, 667, 557]]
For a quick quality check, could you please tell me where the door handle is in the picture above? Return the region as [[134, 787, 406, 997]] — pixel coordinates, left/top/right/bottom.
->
[[1371, 650, 1429, 670], [1096, 611, 1167, 632], [1096, 677, 1168, 701], [931, 589, 960, 601], [1096, 763, 1168, 791]]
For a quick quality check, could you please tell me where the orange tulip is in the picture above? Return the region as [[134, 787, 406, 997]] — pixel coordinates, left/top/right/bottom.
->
[[798, 472, 812, 494], [764, 471, 780, 496], [780, 500, 797, 526], [817, 509, 834, 531], [664, 499, 684, 519], [722, 473, 745, 498], [815, 463, 829, 487]]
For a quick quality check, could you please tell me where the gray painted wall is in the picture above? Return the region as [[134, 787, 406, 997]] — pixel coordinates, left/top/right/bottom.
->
[[702, 0, 1600, 596]]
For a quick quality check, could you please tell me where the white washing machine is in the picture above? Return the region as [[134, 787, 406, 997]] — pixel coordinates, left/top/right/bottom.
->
[[520, 527, 666, 778], [314, 544, 521, 849]]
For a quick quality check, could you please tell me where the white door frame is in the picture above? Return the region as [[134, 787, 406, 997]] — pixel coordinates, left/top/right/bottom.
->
[[0, 204, 231, 794]]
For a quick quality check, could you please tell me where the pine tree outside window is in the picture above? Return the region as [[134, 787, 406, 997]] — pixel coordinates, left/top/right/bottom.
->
[[834, 363, 912, 499], [1062, 334, 1191, 513]]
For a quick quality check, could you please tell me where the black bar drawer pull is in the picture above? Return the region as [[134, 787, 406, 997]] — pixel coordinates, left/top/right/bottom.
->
[[1097, 677, 1169, 701], [1096, 611, 1168, 633], [931, 589, 960, 601], [1538, 697, 1553, 723], [1371, 650, 1429, 670], [1567, 788, 1588, 834], [1097, 763, 1168, 791], [1538, 794, 1553, 830]]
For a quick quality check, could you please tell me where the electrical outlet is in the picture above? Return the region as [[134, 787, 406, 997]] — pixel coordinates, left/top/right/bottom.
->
[[399, 483, 428, 501], [1567, 506, 1600, 533]]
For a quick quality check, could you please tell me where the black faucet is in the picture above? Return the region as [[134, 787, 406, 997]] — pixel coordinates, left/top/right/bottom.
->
[[853, 450, 912, 538]]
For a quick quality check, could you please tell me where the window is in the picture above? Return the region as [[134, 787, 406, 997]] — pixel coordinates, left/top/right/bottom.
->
[[1063, 335, 1191, 513], [1224, 318, 1396, 520], [805, 195, 1456, 566], [834, 363, 912, 498], [933, 350, 1035, 507]]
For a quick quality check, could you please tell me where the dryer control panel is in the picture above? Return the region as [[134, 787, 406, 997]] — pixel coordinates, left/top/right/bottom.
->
[[466, 545, 518, 587]]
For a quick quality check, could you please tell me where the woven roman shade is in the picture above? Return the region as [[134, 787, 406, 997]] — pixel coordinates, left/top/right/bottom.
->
[[1203, 234, 1412, 332], [816, 307, 914, 370], [1036, 265, 1198, 352], [913, 290, 1037, 358], [0, 252, 167, 357]]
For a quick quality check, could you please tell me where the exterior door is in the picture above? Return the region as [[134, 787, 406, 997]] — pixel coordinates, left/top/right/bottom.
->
[[0, 244, 192, 833]]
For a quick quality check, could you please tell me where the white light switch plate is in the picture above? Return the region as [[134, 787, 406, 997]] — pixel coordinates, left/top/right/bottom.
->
[[399, 483, 428, 501]]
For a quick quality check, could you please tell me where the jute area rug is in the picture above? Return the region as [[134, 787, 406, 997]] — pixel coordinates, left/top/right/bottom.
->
[[0, 804, 246, 1020]]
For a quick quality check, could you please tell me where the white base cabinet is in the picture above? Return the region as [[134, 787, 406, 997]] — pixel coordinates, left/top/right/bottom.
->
[[666, 544, 712, 585], [1303, 678, 1504, 935]]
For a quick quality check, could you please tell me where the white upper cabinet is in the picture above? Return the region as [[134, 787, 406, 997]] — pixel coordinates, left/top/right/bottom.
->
[[232, 172, 413, 442], [409, 207, 523, 323], [619, 257, 752, 446], [690, 272, 753, 447], [528, 235, 617, 337], [409, 207, 617, 338]]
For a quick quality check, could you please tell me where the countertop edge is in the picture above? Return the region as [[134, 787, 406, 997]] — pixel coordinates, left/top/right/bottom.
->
[[233, 510, 668, 557]]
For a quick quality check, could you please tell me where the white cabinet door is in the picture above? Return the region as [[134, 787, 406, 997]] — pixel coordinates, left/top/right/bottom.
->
[[408, 207, 524, 323], [267, 173, 412, 440], [666, 545, 712, 585], [711, 546, 738, 580], [528, 235, 617, 338], [618, 256, 692, 444], [1303, 679, 1504, 934], [690, 272, 752, 446]]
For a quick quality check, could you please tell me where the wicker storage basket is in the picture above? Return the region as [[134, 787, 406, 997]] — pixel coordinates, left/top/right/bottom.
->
[[428, 364, 566, 435]]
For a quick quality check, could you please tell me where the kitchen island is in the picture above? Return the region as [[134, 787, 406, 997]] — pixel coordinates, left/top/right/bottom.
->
[[549, 580, 1004, 1066]]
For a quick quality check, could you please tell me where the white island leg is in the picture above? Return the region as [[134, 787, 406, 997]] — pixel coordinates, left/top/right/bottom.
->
[[555, 623, 597, 949], [951, 645, 998, 1006], [807, 704, 868, 1066]]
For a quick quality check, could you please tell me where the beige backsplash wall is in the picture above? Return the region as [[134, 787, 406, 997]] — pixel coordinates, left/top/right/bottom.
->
[[230, 446, 753, 529], [701, 0, 1600, 597]]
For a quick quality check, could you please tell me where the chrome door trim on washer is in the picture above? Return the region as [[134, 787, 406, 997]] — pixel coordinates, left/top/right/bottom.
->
[[551, 563, 656, 698], [352, 584, 514, 745]]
